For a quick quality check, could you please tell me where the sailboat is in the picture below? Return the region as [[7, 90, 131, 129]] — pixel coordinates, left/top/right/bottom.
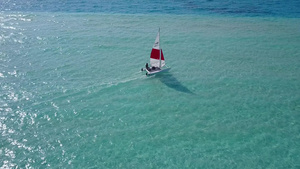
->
[[141, 28, 170, 76]]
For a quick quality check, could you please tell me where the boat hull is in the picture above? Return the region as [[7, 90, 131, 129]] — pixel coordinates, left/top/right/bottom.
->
[[146, 67, 171, 76]]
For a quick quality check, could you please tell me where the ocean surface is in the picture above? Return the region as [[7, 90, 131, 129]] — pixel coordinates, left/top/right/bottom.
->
[[1, 0, 300, 168]]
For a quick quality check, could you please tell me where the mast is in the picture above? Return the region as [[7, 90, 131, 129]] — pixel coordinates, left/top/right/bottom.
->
[[159, 28, 161, 68]]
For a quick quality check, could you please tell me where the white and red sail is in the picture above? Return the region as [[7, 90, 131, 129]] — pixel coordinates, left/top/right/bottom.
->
[[150, 29, 165, 68]]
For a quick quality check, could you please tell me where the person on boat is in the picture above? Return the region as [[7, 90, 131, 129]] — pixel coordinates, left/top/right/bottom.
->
[[145, 63, 150, 71]]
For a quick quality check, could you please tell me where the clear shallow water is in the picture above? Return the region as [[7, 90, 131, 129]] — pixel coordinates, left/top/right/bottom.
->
[[1, 1, 300, 168]]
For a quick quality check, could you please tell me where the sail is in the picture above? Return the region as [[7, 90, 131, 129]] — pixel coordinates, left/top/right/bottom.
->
[[150, 49, 165, 67], [150, 29, 165, 68]]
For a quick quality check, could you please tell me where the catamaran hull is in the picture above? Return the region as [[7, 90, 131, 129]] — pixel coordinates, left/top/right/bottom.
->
[[146, 68, 171, 75]]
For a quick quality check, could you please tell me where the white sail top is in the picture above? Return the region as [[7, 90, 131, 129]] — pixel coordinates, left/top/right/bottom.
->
[[153, 30, 160, 50]]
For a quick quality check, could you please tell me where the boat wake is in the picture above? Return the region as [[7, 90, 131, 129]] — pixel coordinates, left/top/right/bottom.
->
[[113, 71, 146, 85], [96, 71, 145, 90]]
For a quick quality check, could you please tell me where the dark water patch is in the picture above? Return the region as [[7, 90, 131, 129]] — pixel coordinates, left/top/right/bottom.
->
[[156, 73, 194, 94], [1, 0, 300, 17]]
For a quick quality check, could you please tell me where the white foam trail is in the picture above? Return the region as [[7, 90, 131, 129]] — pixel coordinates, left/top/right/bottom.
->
[[66, 71, 147, 96], [107, 71, 146, 87]]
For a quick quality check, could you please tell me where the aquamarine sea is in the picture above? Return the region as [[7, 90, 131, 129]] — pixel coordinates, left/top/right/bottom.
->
[[1, 1, 300, 168]]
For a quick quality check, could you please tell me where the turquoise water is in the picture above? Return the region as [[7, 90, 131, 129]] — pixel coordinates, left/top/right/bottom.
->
[[1, 1, 300, 168]]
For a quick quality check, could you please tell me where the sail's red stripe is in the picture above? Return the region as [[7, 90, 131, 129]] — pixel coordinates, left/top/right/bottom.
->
[[150, 49, 164, 60], [161, 50, 165, 60], [150, 49, 160, 59]]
